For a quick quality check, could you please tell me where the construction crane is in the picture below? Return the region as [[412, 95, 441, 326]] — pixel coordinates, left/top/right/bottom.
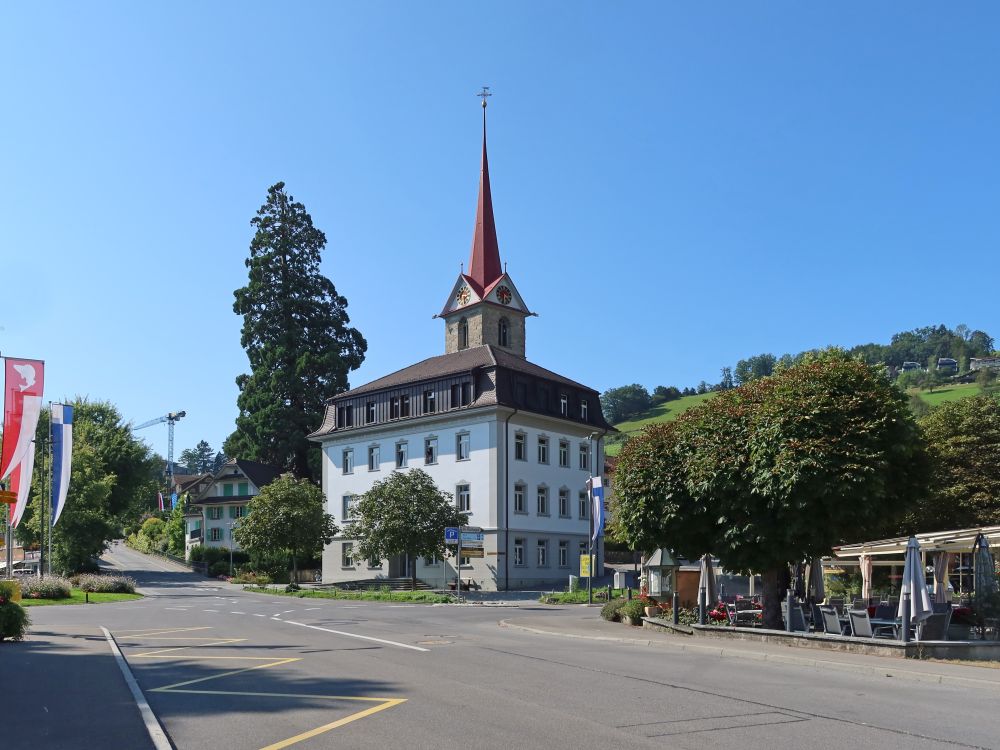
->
[[134, 410, 186, 488]]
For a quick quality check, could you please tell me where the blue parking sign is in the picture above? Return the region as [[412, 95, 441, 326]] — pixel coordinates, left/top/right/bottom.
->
[[445, 527, 459, 545]]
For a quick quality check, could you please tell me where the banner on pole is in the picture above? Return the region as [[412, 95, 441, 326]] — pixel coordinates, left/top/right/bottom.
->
[[1, 358, 45, 482], [51, 404, 74, 527], [11, 440, 36, 527], [589, 476, 605, 542]]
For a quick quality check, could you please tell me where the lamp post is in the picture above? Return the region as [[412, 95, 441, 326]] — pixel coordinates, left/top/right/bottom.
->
[[228, 522, 234, 577], [587, 431, 597, 606]]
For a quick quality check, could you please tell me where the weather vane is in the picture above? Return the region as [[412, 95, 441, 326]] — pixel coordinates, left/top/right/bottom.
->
[[478, 86, 492, 108]]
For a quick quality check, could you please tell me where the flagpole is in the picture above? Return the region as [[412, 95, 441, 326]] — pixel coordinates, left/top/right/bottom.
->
[[47, 404, 53, 576]]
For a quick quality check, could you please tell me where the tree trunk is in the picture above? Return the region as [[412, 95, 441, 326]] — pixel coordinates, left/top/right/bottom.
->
[[761, 567, 784, 630], [411, 557, 417, 591], [291, 553, 298, 584]]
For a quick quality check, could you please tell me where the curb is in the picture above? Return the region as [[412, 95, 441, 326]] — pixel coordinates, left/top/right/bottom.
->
[[498, 619, 1000, 691], [101, 627, 173, 750]]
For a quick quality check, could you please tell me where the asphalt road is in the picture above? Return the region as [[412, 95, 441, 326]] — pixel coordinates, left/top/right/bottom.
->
[[19, 543, 1000, 750]]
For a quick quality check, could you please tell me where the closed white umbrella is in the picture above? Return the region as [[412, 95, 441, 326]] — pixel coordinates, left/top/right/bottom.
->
[[860, 553, 873, 601], [898, 536, 933, 636], [933, 552, 952, 604], [698, 554, 719, 606]]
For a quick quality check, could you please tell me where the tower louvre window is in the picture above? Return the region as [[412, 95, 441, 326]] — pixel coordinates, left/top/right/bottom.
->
[[458, 318, 469, 350], [499, 318, 509, 347]]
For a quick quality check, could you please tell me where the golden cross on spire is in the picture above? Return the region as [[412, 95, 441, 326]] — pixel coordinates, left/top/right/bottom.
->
[[478, 86, 492, 109]]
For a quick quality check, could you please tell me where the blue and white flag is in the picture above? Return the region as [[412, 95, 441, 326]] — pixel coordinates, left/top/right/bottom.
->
[[170, 492, 178, 510], [50, 403, 74, 527], [590, 476, 605, 542]]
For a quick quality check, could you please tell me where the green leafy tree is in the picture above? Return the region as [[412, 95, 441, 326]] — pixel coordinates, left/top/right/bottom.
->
[[612, 354, 927, 629], [17, 399, 160, 573], [906, 395, 1000, 531], [232, 474, 337, 579], [226, 182, 367, 479], [600, 384, 652, 424], [733, 353, 776, 386], [164, 506, 187, 555], [351, 469, 467, 590]]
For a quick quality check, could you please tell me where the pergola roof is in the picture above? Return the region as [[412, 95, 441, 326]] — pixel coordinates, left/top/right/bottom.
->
[[833, 525, 1000, 558]]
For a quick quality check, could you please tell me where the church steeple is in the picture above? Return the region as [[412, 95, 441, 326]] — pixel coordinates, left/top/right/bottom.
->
[[467, 93, 503, 295], [439, 90, 532, 359]]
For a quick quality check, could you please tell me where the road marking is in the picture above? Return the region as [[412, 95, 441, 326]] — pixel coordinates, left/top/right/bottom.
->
[[134, 639, 246, 657], [101, 627, 172, 750], [115, 626, 212, 637], [203, 609, 218, 613], [282, 621, 429, 652], [305, 608, 321, 611], [151, 657, 301, 691], [231, 611, 245, 615], [259, 699, 406, 750], [164, 607, 189, 611], [253, 613, 265, 617]]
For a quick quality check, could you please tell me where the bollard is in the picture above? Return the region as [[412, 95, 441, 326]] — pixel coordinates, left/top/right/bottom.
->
[[608, 584, 613, 602], [672, 590, 680, 625], [902, 593, 911, 643], [85, 591, 89, 604], [785, 590, 794, 632], [627, 587, 632, 601]]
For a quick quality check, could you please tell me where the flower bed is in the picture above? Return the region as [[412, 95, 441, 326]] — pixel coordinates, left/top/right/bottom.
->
[[19, 576, 72, 600]]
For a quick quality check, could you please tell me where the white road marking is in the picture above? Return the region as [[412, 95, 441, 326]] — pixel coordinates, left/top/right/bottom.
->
[[282, 620, 429, 652], [231, 612, 245, 615], [252, 613, 265, 617], [305, 608, 322, 611], [101, 628, 172, 750], [203, 609, 217, 613], [164, 607, 188, 611]]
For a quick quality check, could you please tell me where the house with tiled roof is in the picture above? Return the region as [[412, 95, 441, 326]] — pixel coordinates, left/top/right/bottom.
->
[[183, 458, 281, 557], [310, 101, 614, 590]]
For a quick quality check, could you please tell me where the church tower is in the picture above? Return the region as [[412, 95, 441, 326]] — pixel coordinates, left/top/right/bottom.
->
[[438, 95, 532, 358]]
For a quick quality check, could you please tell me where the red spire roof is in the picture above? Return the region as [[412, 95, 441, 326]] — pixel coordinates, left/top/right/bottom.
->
[[467, 102, 503, 295]]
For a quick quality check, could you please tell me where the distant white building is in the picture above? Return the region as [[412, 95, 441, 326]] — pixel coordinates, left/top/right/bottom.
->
[[310, 104, 615, 590], [184, 459, 280, 558], [970, 357, 1000, 371]]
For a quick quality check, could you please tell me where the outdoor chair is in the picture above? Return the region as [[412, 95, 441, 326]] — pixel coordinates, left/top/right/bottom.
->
[[781, 601, 809, 632], [931, 601, 951, 614], [852, 598, 866, 610], [820, 606, 846, 635], [828, 597, 845, 615], [849, 609, 894, 639], [916, 610, 951, 641], [873, 602, 895, 620], [811, 603, 824, 630]]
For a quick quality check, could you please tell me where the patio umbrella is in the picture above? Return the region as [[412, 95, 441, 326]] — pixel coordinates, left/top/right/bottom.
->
[[898, 536, 933, 633], [974, 533, 998, 600], [933, 551, 952, 604], [792, 562, 806, 600], [860, 553, 873, 601], [807, 557, 825, 603], [698, 554, 718, 606]]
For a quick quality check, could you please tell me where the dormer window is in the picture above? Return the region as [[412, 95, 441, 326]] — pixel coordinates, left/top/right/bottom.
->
[[581, 400, 589, 421], [559, 394, 568, 416], [498, 318, 509, 347], [458, 318, 469, 350], [366, 402, 376, 424]]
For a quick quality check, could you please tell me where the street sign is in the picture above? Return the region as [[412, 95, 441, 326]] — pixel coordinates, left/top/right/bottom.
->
[[580, 554, 595, 578], [445, 527, 459, 545], [459, 531, 484, 548], [461, 547, 485, 558], [0, 490, 16, 505]]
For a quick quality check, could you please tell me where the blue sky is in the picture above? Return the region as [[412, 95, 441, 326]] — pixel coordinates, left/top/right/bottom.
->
[[2, 3, 998, 462]]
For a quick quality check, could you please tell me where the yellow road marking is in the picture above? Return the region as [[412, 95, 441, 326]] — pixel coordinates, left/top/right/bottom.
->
[[133, 639, 246, 657], [259, 699, 406, 750], [151, 658, 300, 691], [135, 655, 285, 661], [155, 689, 400, 702], [114, 626, 213, 637]]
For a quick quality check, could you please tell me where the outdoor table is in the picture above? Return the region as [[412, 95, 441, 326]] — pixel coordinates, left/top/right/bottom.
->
[[870, 617, 913, 639]]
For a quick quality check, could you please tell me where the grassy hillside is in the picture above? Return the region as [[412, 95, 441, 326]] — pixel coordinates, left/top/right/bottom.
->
[[606, 392, 716, 456], [606, 381, 986, 456]]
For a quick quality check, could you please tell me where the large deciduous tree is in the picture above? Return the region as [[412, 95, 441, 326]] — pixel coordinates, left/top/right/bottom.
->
[[600, 384, 652, 424], [906, 394, 1000, 531], [226, 182, 367, 480], [612, 354, 927, 629], [232, 474, 337, 579], [351, 469, 467, 590]]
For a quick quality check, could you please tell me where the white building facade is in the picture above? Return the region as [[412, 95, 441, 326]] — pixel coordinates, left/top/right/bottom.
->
[[311, 102, 613, 590]]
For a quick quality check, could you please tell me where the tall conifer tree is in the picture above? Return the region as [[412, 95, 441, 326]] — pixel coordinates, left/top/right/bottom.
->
[[227, 182, 366, 479]]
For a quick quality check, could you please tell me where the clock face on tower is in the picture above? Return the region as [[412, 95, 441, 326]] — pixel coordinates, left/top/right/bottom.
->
[[496, 285, 512, 305], [456, 287, 471, 306]]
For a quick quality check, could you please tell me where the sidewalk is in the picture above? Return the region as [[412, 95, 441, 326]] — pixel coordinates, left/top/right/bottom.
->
[[500, 607, 1000, 691]]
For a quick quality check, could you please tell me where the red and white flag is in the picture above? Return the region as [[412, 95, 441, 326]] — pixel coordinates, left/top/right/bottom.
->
[[0, 358, 45, 482], [10, 441, 36, 527]]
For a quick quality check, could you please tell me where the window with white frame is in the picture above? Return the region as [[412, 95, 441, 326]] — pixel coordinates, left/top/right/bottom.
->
[[456, 432, 470, 461], [559, 540, 569, 567], [390, 396, 401, 419], [514, 432, 526, 460], [537, 539, 548, 567], [559, 488, 570, 517], [400, 395, 410, 417], [423, 554, 439, 566], [368, 445, 380, 471], [366, 401, 376, 424], [560, 394, 568, 416], [209, 527, 222, 541], [208, 506, 223, 520], [230, 505, 246, 519], [579, 443, 590, 471], [342, 449, 354, 474], [581, 400, 589, 421], [579, 490, 589, 519], [424, 437, 438, 465], [337, 405, 353, 428], [459, 554, 470, 566], [342, 542, 354, 567], [514, 483, 526, 513], [456, 484, 471, 512], [342, 495, 355, 521], [537, 486, 549, 516], [537, 436, 549, 464], [559, 440, 569, 468], [513, 538, 525, 566], [396, 441, 408, 468], [423, 390, 436, 414]]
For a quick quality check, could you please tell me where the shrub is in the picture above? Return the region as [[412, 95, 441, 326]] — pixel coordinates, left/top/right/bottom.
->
[[0, 601, 29, 641], [285, 582, 301, 593], [619, 599, 646, 623], [208, 561, 231, 577], [0, 580, 22, 604], [658, 607, 700, 625], [19, 576, 72, 600], [231, 572, 271, 586], [601, 598, 627, 622], [75, 574, 136, 594]]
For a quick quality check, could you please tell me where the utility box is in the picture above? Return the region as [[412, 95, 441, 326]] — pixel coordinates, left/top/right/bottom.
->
[[568, 574, 579, 591], [613, 571, 627, 589]]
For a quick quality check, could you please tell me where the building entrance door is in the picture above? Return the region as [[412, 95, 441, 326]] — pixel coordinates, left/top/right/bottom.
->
[[389, 554, 409, 578]]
